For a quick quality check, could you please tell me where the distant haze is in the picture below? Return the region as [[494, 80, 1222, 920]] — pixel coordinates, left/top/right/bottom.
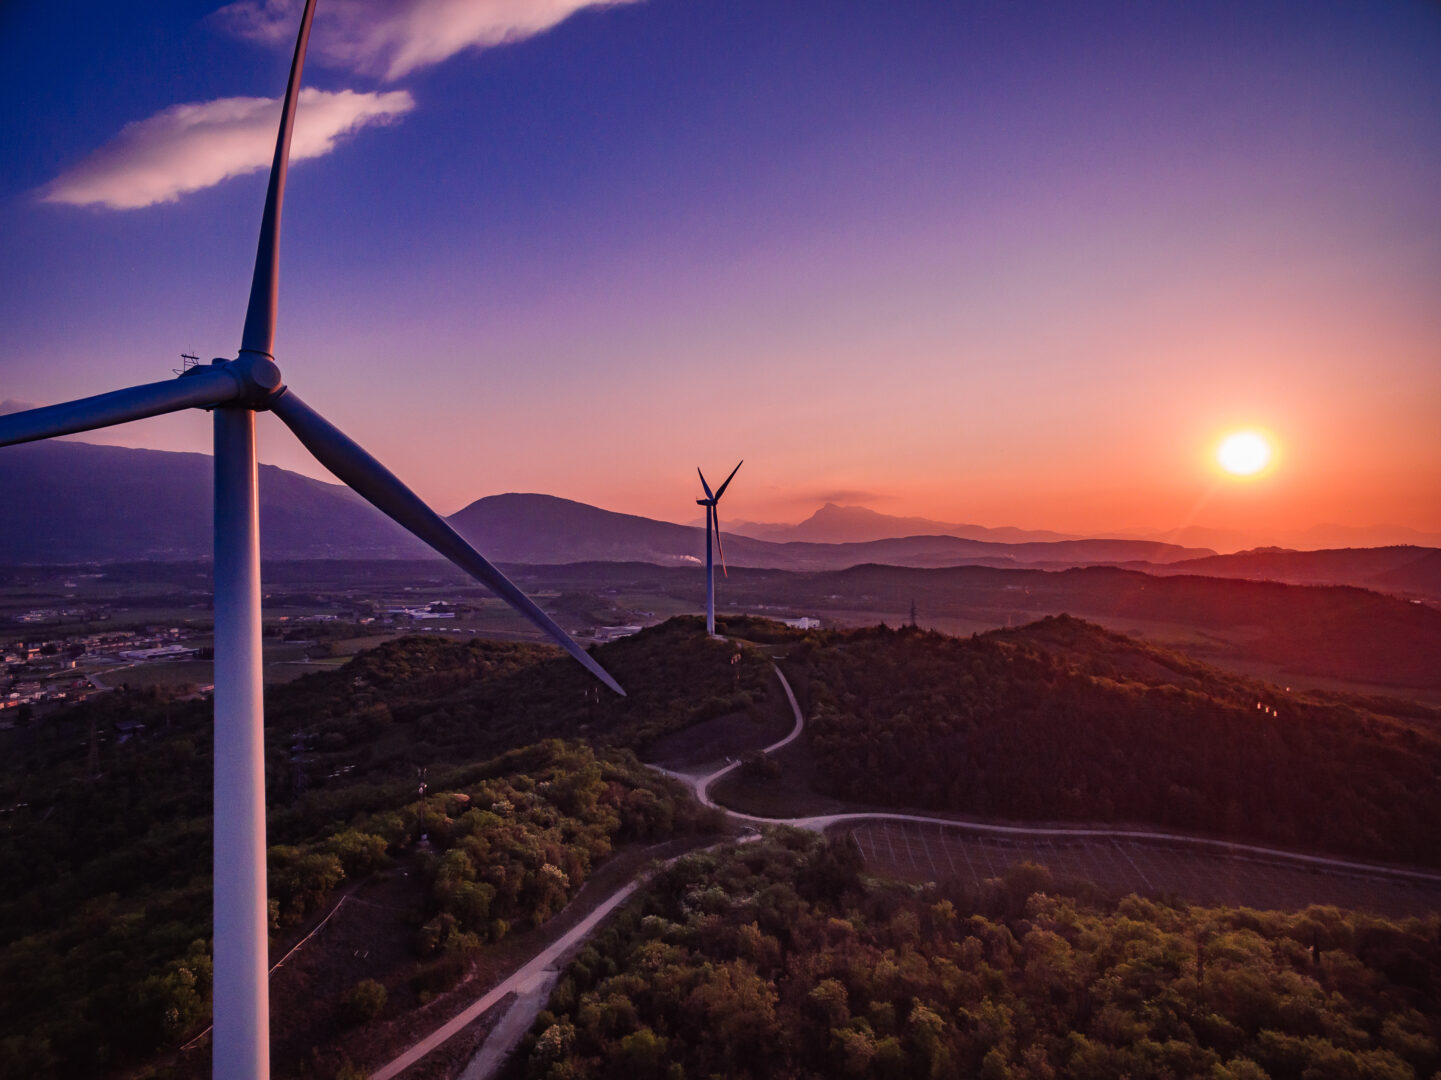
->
[[718, 503, 1441, 555], [6, 444, 1441, 592]]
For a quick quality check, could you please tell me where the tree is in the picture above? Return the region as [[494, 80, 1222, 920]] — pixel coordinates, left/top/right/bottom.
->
[[342, 979, 387, 1025]]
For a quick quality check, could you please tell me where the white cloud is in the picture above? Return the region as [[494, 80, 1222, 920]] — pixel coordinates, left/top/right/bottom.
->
[[215, 0, 640, 80], [42, 87, 415, 210]]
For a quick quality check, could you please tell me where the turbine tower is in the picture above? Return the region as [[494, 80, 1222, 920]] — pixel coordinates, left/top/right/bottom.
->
[[0, 2, 622, 1076], [695, 461, 742, 636]]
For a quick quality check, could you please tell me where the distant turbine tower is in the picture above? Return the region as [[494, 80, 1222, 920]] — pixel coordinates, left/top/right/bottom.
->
[[0, 2, 622, 1076], [695, 461, 742, 636]]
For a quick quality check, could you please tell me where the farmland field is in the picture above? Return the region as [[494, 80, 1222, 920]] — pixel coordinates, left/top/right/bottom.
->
[[846, 820, 1441, 919]]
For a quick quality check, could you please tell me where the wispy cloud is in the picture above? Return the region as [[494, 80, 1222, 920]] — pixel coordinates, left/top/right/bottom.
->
[[42, 87, 414, 210], [44, 1, 632, 209], [214, 0, 640, 80]]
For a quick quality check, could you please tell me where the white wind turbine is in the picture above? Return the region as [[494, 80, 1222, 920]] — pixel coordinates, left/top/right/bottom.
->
[[695, 461, 742, 636], [0, 2, 623, 1076]]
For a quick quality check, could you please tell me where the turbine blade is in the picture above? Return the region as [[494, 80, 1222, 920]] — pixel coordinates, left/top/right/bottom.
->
[[697, 467, 714, 501], [270, 390, 625, 695], [0, 369, 243, 448], [239, 0, 319, 360], [714, 511, 728, 577], [714, 459, 743, 501]]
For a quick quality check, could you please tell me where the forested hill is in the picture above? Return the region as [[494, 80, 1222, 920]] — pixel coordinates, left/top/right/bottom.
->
[[0, 620, 776, 1076], [2, 620, 775, 939], [820, 562, 1441, 689], [1140, 544, 1441, 600], [786, 617, 1441, 866], [513, 834, 1441, 1080]]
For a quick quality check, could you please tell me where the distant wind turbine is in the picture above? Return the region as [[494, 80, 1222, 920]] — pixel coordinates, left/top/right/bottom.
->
[[696, 461, 742, 636], [0, 2, 622, 1076]]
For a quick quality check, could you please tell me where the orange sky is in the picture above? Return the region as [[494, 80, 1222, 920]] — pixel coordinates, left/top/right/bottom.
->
[[4, 1, 1439, 550]]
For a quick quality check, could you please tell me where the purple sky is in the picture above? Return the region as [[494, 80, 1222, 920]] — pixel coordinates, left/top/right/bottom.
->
[[2, 0, 1438, 548]]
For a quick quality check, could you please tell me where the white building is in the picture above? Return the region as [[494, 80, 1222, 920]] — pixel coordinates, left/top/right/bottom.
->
[[119, 645, 201, 662], [594, 625, 643, 643], [782, 617, 821, 630]]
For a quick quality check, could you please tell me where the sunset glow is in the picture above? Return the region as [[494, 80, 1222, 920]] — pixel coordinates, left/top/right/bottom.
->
[[1, 1, 1438, 551], [1217, 432, 1273, 477]]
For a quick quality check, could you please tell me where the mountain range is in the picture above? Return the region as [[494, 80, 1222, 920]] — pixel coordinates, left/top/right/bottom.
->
[[1126, 545, 1441, 599], [730, 502, 1441, 553], [0, 441, 424, 562], [723, 503, 1080, 544], [451, 493, 1215, 570], [0, 442, 1435, 599], [0, 442, 1209, 568]]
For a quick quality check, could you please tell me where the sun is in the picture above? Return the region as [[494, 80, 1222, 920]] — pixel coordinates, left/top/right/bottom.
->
[[1217, 431, 1272, 476]]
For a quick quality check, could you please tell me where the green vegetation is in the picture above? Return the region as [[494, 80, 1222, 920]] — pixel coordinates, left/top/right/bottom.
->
[[0, 737, 714, 1078], [4, 612, 1438, 1077], [342, 979, 387, 1026], [0, 620, 761, 1077], [516, 833, 1441, 1080], [786, 617, 1441, 865]]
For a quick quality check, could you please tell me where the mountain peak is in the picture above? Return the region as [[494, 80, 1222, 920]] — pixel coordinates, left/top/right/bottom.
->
[[804, 503, 887, 523], [784, 503, 1078, 545]]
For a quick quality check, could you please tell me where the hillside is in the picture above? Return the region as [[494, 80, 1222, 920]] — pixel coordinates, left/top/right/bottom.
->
[[448, 493, 730, 566], [509, 560, 1441, 690], [513, 834, 1441, 1080], [1372, 548, 1441, 597], [780, 618, 1441, 864], [791, 562, 1441, 689], [0, 440, 423, 561], [0, 621, 777, 1077], [3, 618, 1439, 1076], [1134, 545, 1441, 601]]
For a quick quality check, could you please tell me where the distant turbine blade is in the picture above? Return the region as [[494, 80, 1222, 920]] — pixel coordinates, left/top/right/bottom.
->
[[238, 0, 319, 359], [696, 467, 714, 501], [714, 510, 728, 577], [714, 459, 743, 501], [0, 369, 243, 448], [271, 390, 625, 695]]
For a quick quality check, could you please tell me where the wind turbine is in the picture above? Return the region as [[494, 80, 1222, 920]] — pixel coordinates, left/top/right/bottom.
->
[[695, 461, 742, 636], [0, 2, 622, 1076]]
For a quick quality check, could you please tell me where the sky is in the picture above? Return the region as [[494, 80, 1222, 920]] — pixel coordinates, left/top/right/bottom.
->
[[1, 0, 1438, 550]]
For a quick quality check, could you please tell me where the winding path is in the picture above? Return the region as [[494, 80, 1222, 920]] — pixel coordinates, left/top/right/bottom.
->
[[369, 881, 641, 1080], [680, 667, 1441, 884], [377, 660, 1441, 1079]]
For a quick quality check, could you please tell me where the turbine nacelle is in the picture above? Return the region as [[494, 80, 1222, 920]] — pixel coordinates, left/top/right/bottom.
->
[[225, 353, 286, 401], [196, 354, 287, 409]]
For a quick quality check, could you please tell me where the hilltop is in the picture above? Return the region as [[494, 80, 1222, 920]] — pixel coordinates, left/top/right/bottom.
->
[[1133, 545, 1441, 601], [765, 617, 1441, 864]]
